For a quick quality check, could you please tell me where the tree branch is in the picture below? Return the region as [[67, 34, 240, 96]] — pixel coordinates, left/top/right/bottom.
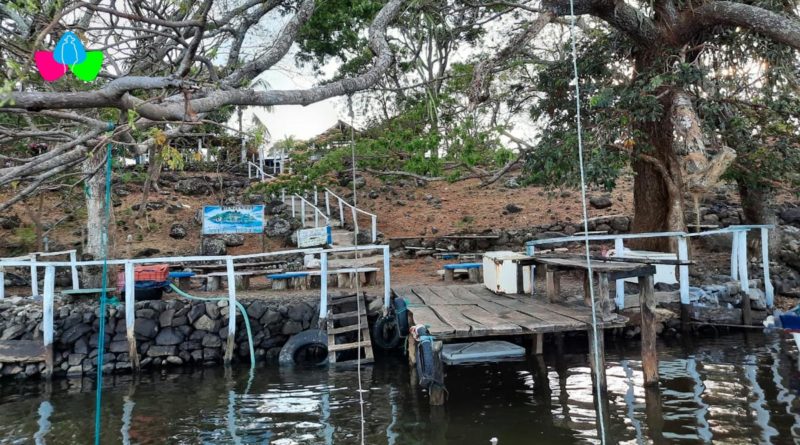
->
[[542, 0, 659, 44], [686, 1, 800, 49]]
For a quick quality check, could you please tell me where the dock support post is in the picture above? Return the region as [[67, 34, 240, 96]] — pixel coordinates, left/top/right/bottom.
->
[[639, 274, 659, 386], [529, 334, 544, 355], [43, 266, 55, 378], [224, 258, 236, 364], [677, 236, 690, 329], [69, 250, 79, 290], [614, 237, 625, 309], [761, 228, 774, 308], [429, 341, 445, 406], [319, 252, 328, 327], [742, 288, 753, 326], [30, 254, 39, 297], [546, 267, 561, 303], [383, 246, 391, 314], [588, 327, 607, 393], [737, 231, 749, 293], [124, 262, 140, 371]]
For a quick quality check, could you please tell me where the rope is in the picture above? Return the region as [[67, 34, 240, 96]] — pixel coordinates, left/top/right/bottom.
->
[[168, 283, 256, 369], [347, 95, 367, 445], [93, 122, 114, 445], [566, 4, 607, 443]]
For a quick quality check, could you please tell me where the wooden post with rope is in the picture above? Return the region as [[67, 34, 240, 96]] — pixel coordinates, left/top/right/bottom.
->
[[429, 341, 446, 406]]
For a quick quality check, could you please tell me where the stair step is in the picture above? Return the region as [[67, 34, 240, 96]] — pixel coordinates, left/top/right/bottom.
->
[[329, 309, 366, 320], [327, 324, 366, 334], [328, 340, 372, 352], [332, 357, 374, 365]]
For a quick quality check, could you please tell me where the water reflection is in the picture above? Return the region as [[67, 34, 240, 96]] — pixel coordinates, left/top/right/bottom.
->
[[3, 332, 800, 444]]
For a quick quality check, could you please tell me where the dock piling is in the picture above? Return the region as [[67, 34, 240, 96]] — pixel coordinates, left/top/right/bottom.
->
[[639, 274, 659, 386]]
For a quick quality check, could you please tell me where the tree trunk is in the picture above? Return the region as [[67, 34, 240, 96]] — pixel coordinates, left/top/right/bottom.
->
[[629, 93, 687, 252], [739, 182, 779, 257], [81, 147, 111, 288], [136, 144, 163, 222]]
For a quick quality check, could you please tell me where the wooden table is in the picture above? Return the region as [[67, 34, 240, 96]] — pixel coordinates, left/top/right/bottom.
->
[[530, 255, 660, 387]]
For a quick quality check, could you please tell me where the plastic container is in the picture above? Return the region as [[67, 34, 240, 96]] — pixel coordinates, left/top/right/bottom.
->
[[134, 264, 169, 282]]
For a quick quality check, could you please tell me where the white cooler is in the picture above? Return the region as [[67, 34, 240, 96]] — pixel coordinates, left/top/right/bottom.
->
[[482, 251, 534, 294]]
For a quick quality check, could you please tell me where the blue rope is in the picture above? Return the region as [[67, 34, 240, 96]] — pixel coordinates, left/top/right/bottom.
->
[[94, 122, 114, 445]]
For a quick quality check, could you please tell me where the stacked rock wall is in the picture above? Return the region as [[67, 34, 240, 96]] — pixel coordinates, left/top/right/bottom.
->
[[0, 296, 318, 379]]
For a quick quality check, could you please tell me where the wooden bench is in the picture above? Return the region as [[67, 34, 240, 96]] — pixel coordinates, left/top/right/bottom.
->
[[268, 268, 381, 290], [62, 288, 117, 298], [196, 271, 259, 291], [443, 263, 482, 283], [267, 272, 311, 290], [168, 271, 195, 289]]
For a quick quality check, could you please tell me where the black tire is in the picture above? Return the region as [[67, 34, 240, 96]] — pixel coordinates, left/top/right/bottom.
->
[[416, 339, 436, 386], [372, 316, 402, 350], [279, 329, 329, 366], [394, 297, 409, 336]]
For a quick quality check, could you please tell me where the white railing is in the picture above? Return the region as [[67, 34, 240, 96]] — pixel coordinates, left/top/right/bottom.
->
[[525, 225, 775, 310], [323, 188, 378, 243], [0, 249, 79, 299], [0, 243, 392, 374], [288, 194, 329, 228], [247, 161, 275, 181]]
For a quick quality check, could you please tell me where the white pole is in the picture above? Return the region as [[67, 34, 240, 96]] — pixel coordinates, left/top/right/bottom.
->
[[383, 246, 392, 314], [351, 207, 358, 244], [70, 251, 79, 290], [301, 200, 306, 227], [730, 232, 739, 281], [738, 231, 749, 293], [371, 216, 377, 243], [338, 199, 344, 226], [319, 252, 328, 321], [315, 208, 319, 227], [761, 228, 774, 308], [325, 191, 331, 216], [225, 257, 237, 363], [30, 254, 39, 297], [0, 267, 4, 300], [314, 186, 318, 206], [124, 262, 135, 336], [291, 195, 296, 217], [614, 237, 625, 309], [43, 266, 55, 375], [281, 189, 286, 203], [678, 236, 690, 305]]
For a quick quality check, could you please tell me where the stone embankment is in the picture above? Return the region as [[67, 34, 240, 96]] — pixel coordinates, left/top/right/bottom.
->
[[0, 296, 319, 379]]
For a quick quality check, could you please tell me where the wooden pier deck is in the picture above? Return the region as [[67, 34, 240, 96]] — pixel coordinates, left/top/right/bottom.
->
[[393, 284, 627, 340]]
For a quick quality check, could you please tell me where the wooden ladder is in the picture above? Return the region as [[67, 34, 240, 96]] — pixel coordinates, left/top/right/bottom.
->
[[326, 293, 374, 365]]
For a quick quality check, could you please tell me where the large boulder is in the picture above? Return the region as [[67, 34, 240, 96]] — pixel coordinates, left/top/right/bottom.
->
[[0, 215, 21, 230], [589, 196, 613, 209], [202, 238, 227, 256], [265, 217, 293, 237], [175, 178, 211, 196], [780, 207, 800, 225], [169, 223, 188, 239], [220, 234, 245, 247]]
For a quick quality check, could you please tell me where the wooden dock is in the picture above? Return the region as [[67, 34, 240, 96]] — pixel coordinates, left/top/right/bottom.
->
[[393, 284, 627, 340]]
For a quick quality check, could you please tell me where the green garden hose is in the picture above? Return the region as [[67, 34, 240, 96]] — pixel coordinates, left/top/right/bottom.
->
[[168, 283, 256, 369]]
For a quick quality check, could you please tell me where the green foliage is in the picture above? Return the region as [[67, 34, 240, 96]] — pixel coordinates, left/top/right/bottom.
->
[[12, 226, 37, 252], [295, 0, 384, 68]]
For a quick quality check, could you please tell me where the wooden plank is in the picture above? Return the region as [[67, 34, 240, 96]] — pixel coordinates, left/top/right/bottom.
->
[[393, 286, 424, 305], [427, 304, 479, 336], [0, 340, 45, 363], [439, 286, 483, 304], [329, 341, 372, 352], [491, 297, 586, 331], [328, 324, 366, 334], [407, 306, 455, 336], [409, 286, 450, 305], [460, 306, 522, 335], [330, 309, 367, 320], [460, 288, 557, 333]]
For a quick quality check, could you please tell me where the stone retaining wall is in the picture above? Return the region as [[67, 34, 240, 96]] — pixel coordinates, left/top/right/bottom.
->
[[0, 296, 319, 379]]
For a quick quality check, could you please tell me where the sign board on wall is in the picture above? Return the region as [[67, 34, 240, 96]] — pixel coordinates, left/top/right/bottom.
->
[[297, 226, 332, 248], [202, 205, 265, 235]]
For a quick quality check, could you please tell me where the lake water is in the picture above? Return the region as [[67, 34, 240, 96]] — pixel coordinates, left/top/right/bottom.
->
[[2, 332, 800, 444]]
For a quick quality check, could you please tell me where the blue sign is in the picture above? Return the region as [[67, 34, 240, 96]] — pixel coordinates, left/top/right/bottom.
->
[[202, 205, 265, 235]]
